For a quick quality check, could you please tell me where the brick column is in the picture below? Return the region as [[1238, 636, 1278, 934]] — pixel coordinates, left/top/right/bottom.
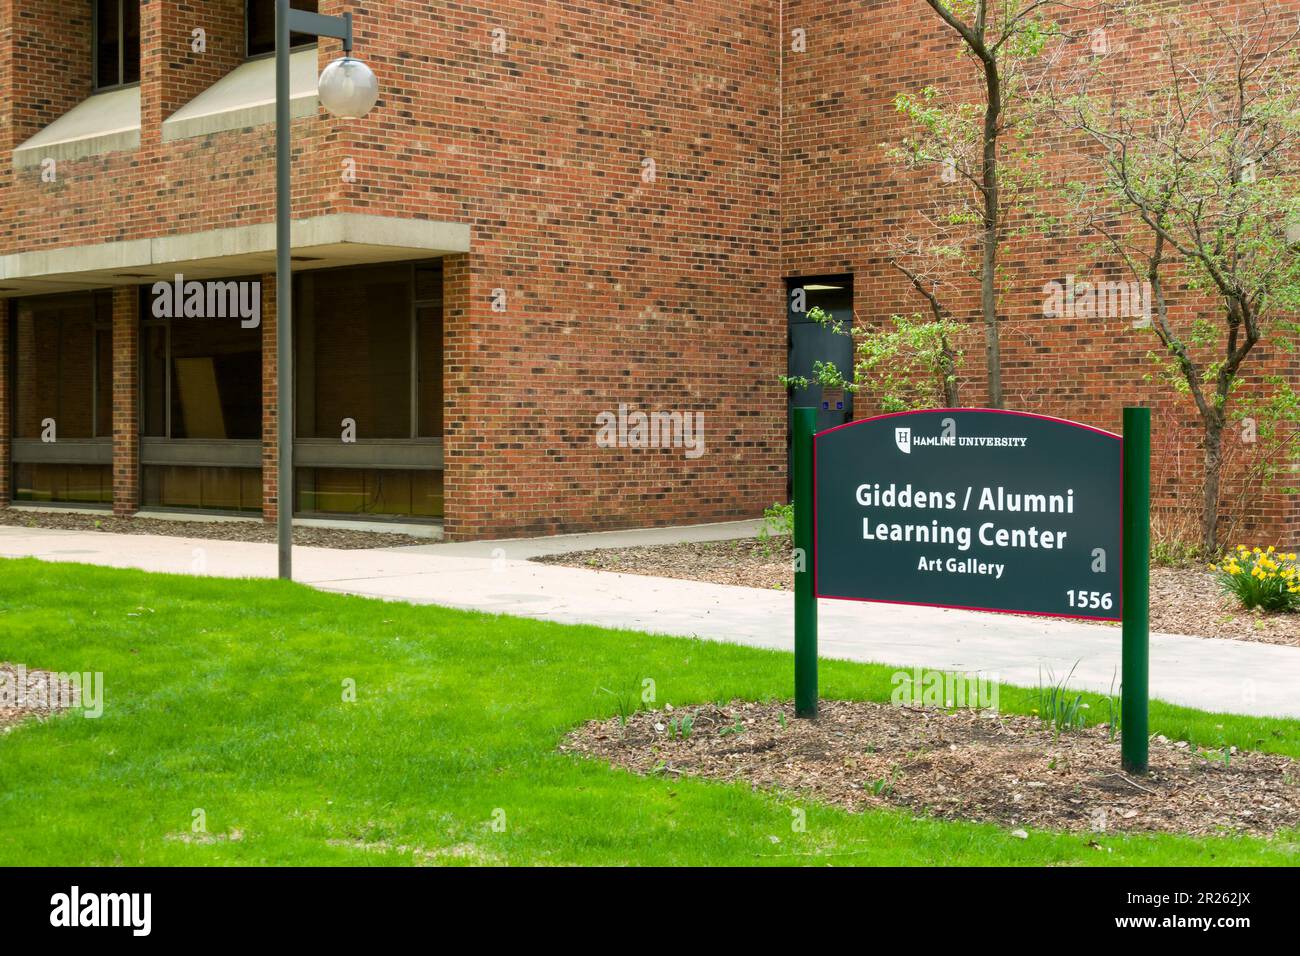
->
[[0, 299, 10, 508], [142, 1, 245, 144], [111, 286, 139, 516], [261, 273, 279, 523], [440, 255, 469, 540]]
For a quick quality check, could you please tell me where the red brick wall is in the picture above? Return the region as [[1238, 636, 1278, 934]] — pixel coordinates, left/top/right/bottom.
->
[[330, 1, 786, 539], [6, 1, 92, 145], [1, 1, 787, 541], [143, 1, 246, 138], [111, 286, 139, 515], [3, 2, 336, 253], [782, 0, 1300, 548]]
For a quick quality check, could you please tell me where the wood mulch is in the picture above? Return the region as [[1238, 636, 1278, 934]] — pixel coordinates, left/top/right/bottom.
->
[[563, 699, 1300, 838], [0, 663, 78, 732], [536, 537, 1300, 647], [0, 508, 429, 550]]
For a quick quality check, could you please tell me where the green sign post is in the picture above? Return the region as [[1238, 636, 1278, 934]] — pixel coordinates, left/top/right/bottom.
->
[[793, 406, 818, 719], [1121, 406, 1150, 773], [791, 405, 1151, 772]]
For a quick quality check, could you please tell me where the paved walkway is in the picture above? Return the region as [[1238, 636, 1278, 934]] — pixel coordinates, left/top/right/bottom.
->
[[1, 523, 1297, 719]]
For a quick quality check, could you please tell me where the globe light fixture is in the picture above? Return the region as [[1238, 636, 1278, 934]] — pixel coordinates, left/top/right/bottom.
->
[[318, 56, 379, 119]]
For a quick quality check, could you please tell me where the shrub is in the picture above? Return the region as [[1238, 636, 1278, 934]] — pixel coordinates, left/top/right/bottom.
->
[[1210, 546, 1300, 613], [757, 502, 794, 553]]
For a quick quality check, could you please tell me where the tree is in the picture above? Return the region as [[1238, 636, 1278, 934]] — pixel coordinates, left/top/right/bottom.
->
[[779, 307, 965, 413], [1057, 5, 1300, 553], [893, 0, 1071, 408], [883, 206, 971, 407]]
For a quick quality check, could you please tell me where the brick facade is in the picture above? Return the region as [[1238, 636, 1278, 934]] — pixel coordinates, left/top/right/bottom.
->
[[111, 286, 139, 515], [0, 1, 1295, 545], [781, 0, 1300, 548]]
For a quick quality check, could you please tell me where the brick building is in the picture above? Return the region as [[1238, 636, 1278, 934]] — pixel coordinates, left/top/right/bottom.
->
[[0, 1, 1295, 544]]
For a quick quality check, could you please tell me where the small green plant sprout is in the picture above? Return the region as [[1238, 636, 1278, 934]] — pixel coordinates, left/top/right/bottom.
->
[[1210, 546, 1300, 613], [1035, 663, 1086, 737], [597, 682, 640, 727], [1103, 669, 1122, 742], [757, 501, 794, 552], [777, 710, 788, 730], [718, 717, 746, 737], [867, 767, 901, 797], [666, 715, 694, 740]]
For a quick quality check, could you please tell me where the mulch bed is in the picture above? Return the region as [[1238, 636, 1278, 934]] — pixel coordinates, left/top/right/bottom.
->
[[0, 663, 78, 732], [563, 699, 1300, 838], [536, 537, 1300, 647], [0, 508, 429, 550]]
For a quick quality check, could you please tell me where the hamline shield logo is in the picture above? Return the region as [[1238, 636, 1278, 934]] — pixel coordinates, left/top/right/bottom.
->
[[894, 426, 911, 454]]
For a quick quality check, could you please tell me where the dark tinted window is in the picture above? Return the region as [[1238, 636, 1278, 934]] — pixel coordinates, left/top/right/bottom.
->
[[95, 0, 140, 90], [140, 281, 262, 441], [296, 265, 413, 440], [12, 292, 111, 440], [247, 0, 320, 58]]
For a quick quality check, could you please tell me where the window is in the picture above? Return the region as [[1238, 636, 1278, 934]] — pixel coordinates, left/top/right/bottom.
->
[[247, 0, 320, 58], [94, 0, 141, 90], [13, 292, 112, 441], [9, 292, 113, 505], [139, 283, 262, 514], [140, 285, 262, 440], [295, 262, 443, 441], [296, 469, 444, 518], [143, 466, 262, 513], [294, 261, 445, 519]]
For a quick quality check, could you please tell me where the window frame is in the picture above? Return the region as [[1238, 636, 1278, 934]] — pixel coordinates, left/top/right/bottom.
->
[[245, 0, 321, 60], [293, 261, 444, 443], [6, 291, 114, 509], [137, 282, 264, 443], [92, 0, 141, 93]]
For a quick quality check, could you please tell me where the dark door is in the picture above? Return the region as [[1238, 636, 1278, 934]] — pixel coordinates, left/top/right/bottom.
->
[[786, 274, 854, 494]]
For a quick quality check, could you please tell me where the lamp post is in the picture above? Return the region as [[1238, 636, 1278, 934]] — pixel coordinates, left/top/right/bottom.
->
[[276, 1, 378, 580]]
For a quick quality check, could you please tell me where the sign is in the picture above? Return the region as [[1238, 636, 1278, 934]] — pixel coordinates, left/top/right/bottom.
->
[[812, 409, 1121, 620]]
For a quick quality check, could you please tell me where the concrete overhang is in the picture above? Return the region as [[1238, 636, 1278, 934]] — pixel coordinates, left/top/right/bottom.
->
[[0, 214, 471, 298], [12, 87, 142, 169], [163, 49, 319, 143]]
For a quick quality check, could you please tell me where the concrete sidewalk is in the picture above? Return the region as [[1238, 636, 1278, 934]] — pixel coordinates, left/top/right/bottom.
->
[[1, 524, 1297, 718]]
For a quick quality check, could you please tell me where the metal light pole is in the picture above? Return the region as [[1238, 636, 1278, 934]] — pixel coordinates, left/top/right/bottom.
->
[[275, 1, 377, 580]]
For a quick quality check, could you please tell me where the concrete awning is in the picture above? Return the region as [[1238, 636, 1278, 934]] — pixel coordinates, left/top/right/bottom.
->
[[11, 87, 141, 168], [163, 49, 320, 143], [0, 214, 470, 298]]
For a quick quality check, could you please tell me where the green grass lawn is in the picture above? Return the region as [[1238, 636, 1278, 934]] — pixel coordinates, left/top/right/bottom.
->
[[1, 556, 1297, 866]]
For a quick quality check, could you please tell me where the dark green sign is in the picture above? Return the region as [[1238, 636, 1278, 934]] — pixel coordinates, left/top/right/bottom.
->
[[813, 409, 1121, 620]]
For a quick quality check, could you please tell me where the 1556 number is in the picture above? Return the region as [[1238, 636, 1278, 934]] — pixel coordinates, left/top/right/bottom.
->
[[1067, 590, 1113, 611]]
